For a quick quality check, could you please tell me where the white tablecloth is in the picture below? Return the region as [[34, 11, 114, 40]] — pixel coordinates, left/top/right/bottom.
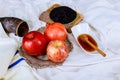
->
[[1, 0, 120, 80]]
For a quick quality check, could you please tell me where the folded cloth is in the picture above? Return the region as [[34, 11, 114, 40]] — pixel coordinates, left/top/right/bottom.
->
[[0, 22, 37, 80], [3, 50, 38, 80], [0, 23, 18, 78], [0, 22, 38, 79]]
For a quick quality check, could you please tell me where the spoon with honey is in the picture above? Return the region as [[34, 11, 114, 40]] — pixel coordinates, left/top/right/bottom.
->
[[78, 34, 106, 57]]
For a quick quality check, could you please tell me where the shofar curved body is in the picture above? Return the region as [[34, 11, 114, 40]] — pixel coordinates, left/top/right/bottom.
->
[[0, 17, 29, 37]]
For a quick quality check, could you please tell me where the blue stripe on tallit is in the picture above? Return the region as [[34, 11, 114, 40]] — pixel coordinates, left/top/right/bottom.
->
[[8, 50, 25, 69], [8, 58, 24, 69]]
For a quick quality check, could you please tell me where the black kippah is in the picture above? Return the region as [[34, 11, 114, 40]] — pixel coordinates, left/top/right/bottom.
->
[[50, 6, 77, 24]]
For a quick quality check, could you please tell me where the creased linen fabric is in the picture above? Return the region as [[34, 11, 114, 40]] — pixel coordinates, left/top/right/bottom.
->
[[0, 0, 120, 80]]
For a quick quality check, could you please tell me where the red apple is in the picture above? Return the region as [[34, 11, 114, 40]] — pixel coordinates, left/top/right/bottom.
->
[[47, 40, 69, 62], [22, 31, 48, 56], [44, 22, 67, 41]]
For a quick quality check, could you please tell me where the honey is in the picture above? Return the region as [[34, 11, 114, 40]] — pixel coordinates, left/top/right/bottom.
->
[[77, 34, 98, 52]]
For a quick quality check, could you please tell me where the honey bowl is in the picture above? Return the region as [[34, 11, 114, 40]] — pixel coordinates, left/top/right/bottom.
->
[[71, 22, 106, 56]]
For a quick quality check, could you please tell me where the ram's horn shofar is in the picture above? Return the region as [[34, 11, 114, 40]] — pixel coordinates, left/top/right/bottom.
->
[[0, 17, 29, 37]]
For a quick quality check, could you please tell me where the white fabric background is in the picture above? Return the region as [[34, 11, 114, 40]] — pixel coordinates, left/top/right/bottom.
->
[[0, 0, 120, 80]]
